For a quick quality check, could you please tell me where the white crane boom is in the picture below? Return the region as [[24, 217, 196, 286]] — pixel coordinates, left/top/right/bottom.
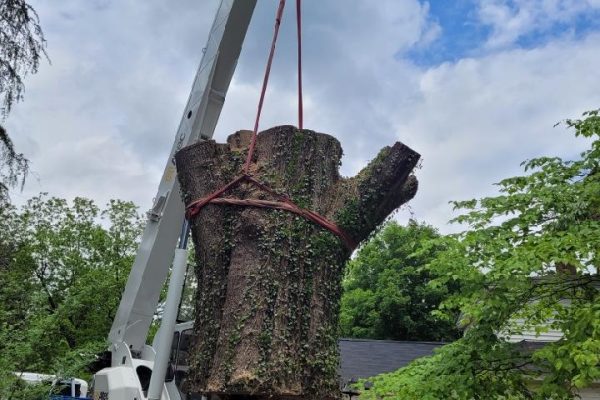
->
[[108, 0, 256, 354]]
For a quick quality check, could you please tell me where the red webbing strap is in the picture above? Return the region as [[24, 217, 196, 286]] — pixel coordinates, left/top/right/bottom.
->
[[208, 198, 355, 250], [244, 0, 287, 174], [296, 0, 303, 130], [184, 174, 246, 219], [242, 175, 345, 246], [185, 174, 357, 250]]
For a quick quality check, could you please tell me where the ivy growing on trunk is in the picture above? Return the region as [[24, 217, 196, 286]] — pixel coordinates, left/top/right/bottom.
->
[[176, 126, 420, 399]]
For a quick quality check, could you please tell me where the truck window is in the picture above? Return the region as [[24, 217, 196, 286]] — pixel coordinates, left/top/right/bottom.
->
[[177, 329, 194, 368], [174, 329, 195, 391], [54, 381, 72, 396], [164, 331, 180, 383]]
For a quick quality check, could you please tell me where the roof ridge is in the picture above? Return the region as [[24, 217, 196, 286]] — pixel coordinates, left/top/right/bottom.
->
[[338, 338, 447, 345]]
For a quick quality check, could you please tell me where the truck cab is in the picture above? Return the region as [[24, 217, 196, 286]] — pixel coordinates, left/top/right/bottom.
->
[[167, 321, 195, 398]]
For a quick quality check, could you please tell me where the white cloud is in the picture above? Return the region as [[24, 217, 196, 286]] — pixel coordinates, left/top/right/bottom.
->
[[392, 33, 600, 229], [475, 0, 600, 49]]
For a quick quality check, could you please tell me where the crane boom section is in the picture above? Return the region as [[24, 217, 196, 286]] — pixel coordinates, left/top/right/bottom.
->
[[108, 0, 257, 353]]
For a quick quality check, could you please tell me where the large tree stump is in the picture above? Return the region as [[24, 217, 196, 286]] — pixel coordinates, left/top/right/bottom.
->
[[175, 125, 419, 399]]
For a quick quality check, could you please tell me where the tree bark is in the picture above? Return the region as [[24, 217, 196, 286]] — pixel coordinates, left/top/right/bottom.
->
[[175, 125, 420, 399]]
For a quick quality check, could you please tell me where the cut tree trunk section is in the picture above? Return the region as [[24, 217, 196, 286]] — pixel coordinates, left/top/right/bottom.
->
[[175, 125, 420, 399]]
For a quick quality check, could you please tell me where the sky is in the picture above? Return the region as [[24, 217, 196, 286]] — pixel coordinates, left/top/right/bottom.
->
[[5, 0, 600, 233]]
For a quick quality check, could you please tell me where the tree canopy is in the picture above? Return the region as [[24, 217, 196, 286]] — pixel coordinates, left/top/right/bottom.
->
[[340, 220, 461, 342], [0, 0, 48, 204], [358, 110, 600, 399], [0, 0, 47, 117], [0, 195, 142, 398], [0, 124, 27, 203]]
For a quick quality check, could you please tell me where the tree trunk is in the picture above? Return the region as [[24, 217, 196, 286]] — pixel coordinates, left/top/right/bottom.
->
[[175, 125, 420, 399]]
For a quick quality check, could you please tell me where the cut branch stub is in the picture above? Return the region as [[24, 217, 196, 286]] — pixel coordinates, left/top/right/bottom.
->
[[175, 125, 420, 399]]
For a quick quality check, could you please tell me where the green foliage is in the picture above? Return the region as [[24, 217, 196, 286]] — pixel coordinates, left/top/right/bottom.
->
[[0, 372, 48, 400], [340, 221, 461, 342], [359, 110, 600, 399], [0, 0, 48, 203], [0, 194, 142, 397], [0, 0, 48, 116], [358, 331, 535, 400], [1, 121, 28, 203]]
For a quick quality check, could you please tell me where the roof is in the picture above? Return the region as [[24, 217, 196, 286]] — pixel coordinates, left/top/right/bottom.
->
[[518, 340, 548, 352], [338, 338, 444, 383]]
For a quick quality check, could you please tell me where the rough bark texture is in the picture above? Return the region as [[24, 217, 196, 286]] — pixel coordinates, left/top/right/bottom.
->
[[175, 125, 420, 399]]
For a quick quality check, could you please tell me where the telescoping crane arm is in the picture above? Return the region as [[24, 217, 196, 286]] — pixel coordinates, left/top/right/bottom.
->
[[108, 0, 257, 354]]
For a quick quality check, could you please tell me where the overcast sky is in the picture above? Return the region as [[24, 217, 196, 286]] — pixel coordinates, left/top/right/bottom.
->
[[5, 0, 600, 232]]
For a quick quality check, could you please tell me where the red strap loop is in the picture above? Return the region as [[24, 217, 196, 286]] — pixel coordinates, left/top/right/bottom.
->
[[185, 174, 356, 250]]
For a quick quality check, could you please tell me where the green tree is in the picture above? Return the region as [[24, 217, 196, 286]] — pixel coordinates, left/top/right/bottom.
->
[[0, 0, 47, 116], [0, 125, 28, 203], [0, 0, 48, 203], [358, 110, 600, 399], [340, 220, 461, 342], [0, 194, 142, 397]]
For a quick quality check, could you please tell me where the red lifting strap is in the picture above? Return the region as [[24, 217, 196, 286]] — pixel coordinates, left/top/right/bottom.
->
[[185, 0, 357, 251], [185, 174, 357, 250], [296, 0, 303, 130], [244, 0, 286, 174]]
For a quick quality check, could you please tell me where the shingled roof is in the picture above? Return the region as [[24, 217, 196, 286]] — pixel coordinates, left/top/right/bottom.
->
[[338, 338, 444, 383]]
